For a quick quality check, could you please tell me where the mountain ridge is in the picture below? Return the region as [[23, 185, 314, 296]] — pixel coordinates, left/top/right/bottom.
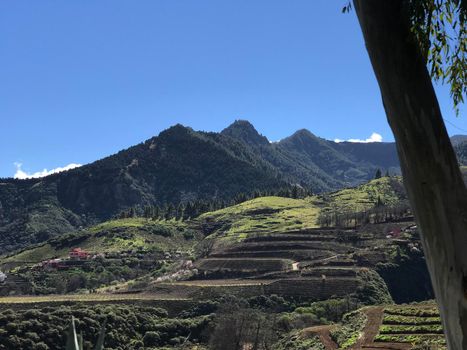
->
[[1, 120, 466, 254]]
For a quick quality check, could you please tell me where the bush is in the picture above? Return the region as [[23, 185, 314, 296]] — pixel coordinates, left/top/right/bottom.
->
[[0, 304, 207, 350], [143, 331, 161, 346], [34, 342, 49, 350]]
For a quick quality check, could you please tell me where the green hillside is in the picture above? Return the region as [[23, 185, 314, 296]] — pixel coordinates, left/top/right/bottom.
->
[[1, 218, 197, 265], [197, 196, 320, 242], [319, 176, 407, 213], [196, 176, 406, 243], [0, 218, 201, 295], [2, 176, 406, 265], [1, 176, 427, 300]]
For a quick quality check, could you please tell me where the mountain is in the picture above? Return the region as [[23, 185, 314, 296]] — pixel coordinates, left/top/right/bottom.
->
[[450, 134, 467, 146], [221, 120, 270, 147], [221, 121, 401, 190], [276, 129, 391, 186], [454, 140, 467, 166], [0, 120, 465, 254], [0, 124, 286, 252]]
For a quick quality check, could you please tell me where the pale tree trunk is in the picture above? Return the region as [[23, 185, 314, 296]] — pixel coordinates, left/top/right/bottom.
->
[[353, 1, 467, 349]]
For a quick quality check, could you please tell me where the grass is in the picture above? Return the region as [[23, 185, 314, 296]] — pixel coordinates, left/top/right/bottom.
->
[[374, 334, 446, 346], [384, 306, 440, 317], [198, 196, 320, 241], [379, 324, 443, 334], [0, 293, 189, 303], [330, 310, 367, 349], [0, 218, 197, 265], [194, 177, 407, 246], [90, 217, 187, 232], [383, 314, 441, 325], [374, 304, 445, 348], [318, 177, 405, 213], [3, 177, 409, 263]]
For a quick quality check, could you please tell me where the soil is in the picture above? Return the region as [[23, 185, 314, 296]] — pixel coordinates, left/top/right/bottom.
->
[[303, 325, 338, 350]]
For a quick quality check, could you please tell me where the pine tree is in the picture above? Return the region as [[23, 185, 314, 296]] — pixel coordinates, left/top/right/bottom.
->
[[291, 186, 299, 199], [374, 169, 382, 179]]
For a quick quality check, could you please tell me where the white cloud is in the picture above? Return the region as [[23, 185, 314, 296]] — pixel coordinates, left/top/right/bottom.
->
[[334, 132, 383, 143], [14, 162, 82, 179]]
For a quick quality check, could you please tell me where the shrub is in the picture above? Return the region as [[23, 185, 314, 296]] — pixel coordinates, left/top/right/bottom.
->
[[143, 331, 161, 346]]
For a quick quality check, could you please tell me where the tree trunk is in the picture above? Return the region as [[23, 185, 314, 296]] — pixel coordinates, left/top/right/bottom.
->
[[353, 1, 467, 349]]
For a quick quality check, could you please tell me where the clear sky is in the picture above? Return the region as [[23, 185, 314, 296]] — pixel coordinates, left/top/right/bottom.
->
[[1, 1, 465, 178]]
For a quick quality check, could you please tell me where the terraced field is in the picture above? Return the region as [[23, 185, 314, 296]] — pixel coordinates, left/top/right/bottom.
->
[[372, 305, 445, 349], [1, 177, 420, 307], [173, 178, 413, 301], [328, 304, 446, 350], [153, 223, 397, 301]]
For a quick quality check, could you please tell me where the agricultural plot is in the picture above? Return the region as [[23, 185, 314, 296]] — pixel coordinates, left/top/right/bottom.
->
[[1, 178, 425, 309], [196, 258, 292, 274], [197, 196, 321, 242], [373, 305, 446, 349], [321, 304, 445, 350], [187, 226, 367, 300]]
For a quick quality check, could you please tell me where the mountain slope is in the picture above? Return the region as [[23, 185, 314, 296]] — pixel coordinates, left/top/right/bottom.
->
[[222, 121, 402, 189], [0, 125, 287, 253], [0, 120, 465, 254]]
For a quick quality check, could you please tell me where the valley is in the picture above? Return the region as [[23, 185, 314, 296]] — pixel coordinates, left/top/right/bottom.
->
[[0, 175, 441, 349]]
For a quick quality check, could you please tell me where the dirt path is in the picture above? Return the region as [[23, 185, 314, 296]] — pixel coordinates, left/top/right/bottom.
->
[[303, 325, 338, 350], [351, 307, 412, 350], [350, 307, 384, 349], [0, 293, 188, 304], [362, 344, 412, 350]]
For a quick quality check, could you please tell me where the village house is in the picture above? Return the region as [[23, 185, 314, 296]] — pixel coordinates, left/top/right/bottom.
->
[[69, 248, 90, 260]]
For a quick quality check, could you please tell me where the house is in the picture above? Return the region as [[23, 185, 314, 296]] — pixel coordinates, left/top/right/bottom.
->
[[42, 258, 65, 269], [387, 227, 402, 238], [69, 248, 90, 260]]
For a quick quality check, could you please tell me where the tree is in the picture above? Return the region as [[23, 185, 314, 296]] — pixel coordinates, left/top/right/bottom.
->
[[374, 168, 382, 179], [352, 1, 466, 348], [209, 305, 276, 350]]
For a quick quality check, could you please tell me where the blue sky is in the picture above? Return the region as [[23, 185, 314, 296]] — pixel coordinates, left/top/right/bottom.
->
[[1, 1, 465, 178]]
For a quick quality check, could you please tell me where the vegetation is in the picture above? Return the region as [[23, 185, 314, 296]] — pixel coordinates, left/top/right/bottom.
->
[[197, 196, 320, 241], [384, 306, 440, 318], [208, 305, 277, 350], [374, 304, 445, 347], [0, 304, 211, 350], [65, 316, 106, 350], [272, 331, 325, 350], [355, 269, 393, 305], [374, 334, 446, 346], [0, 163, 446, 348], [0, 218, 198, 294], [379, 324, 443, 334], [330, 310, 367, 349], [317, 177, 409, 227], [0, 120, 406, 254], [383, 314, 441, 325], [2, 218, 196, 262]]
